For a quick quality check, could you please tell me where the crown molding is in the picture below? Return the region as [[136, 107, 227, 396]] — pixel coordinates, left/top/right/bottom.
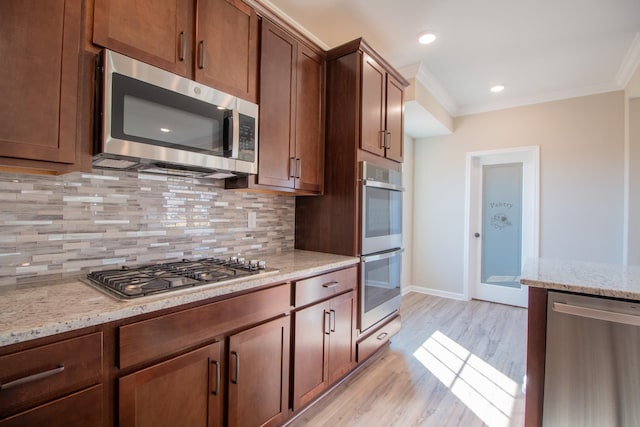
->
[[248, 0, 330, 50], [456, 82, 621, 117], [399, 63, 459, 116], [616, 32, 640, 89]]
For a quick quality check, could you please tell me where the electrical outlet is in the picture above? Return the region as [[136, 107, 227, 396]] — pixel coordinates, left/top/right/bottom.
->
[[248, 211, 257, 229]]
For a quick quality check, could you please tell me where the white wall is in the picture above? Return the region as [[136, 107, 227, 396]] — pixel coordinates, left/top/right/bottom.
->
[[413, 91, 625, 296], [402, 135, 415, 290]]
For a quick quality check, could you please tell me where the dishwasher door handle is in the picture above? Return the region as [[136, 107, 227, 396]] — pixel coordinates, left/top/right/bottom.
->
[[553, 302, 640, 326]]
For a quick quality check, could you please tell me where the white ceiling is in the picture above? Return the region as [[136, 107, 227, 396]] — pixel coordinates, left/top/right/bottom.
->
[[263, 0, 640, 123]]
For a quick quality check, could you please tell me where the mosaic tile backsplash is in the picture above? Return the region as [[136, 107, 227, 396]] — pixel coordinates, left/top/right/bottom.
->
[[0, 170, 295, 288]]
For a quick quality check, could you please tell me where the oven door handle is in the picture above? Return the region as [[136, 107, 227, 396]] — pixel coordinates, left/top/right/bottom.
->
[[361, 248, 403, 263], [361, 179, 404, 192]]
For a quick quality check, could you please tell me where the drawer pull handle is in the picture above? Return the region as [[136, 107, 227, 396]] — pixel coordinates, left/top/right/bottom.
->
[[322, 281, 339, 289], [376, 332, 388, 341], [0, 365, 65, 391]]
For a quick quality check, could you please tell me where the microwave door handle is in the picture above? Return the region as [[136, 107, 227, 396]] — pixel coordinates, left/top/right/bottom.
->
[[362, 249, 403, 263], [361, 180, 404, 192], [231, 109, 240, 159]]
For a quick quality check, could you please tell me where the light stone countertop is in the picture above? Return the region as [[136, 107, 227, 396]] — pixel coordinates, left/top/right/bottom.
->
[[520, 258, 640, 300], [0, 250, 358, 348]]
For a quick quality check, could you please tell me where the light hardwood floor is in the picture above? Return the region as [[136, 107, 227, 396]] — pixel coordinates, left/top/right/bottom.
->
[[288, 292, 527, 427]]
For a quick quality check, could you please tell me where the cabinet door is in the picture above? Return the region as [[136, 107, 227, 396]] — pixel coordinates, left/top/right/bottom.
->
[[385, 75, 404, 162], [0, 0, 80, 164], [360, 52, 386, 158], [256, 19, 296, 189], [328, 291, 356, 383], [228, 316, 290, 427], [294, 44, 325, 193], [93, 0, 192, 76], [292, 302, 329, 410], [119, 342, 223, 427], [196, 0, 258, 102]]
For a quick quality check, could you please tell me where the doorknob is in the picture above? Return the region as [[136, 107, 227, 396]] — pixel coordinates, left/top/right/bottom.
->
[[474, 232, 480, 238]]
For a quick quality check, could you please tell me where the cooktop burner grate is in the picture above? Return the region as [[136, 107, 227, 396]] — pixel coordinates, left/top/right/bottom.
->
[[86, 257, 274, 299]]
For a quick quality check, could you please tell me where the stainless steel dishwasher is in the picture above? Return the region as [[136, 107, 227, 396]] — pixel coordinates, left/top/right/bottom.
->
[[544, 290, 640, 426]]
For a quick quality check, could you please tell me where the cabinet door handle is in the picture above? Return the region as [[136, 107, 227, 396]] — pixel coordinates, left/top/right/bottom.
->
[[322, 281, 339, 289], [376, 332, 389, 341], [178, 31, 186, 61], [231, 351, 239, 384], [385, 131, 392, 149], [289, 157, 296, 179], [198, 40, 205, 69], [330, 309, 336, 333], [210, 360, 220, 395], [324, 311, 331, 335], [380, 130, 386, 148], [0, 365, 64, 391], [296, 158, 301, 179]]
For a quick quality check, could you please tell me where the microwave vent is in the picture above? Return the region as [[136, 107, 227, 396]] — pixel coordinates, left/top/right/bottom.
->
[[93, 158, 138, 169]]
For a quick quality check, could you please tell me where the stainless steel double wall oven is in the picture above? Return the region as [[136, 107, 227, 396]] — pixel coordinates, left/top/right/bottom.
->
[[359, 161, 403, 332]]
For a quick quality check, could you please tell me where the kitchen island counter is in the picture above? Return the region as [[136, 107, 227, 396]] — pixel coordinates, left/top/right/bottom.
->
[[520, 257, 640, 300], [0, 250, 358, 347], [520, 258, 640, 427]]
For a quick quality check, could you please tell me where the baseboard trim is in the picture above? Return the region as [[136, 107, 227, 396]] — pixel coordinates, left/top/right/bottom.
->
[[402, 286, 467, 301]]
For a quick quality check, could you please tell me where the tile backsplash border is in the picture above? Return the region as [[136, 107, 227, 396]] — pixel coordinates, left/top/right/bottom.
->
[[0, 169, 295, 288]]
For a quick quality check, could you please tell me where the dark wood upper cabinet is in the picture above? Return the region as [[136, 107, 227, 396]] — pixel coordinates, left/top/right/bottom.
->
[[119, 341, 223, 427], [93, 0, 193, 76], [254, 18, 325, 194], [93, 0, 258, 102], [360, 51, 405, 162], [0, 0, 83, 171], [195, 0, 258, 102]]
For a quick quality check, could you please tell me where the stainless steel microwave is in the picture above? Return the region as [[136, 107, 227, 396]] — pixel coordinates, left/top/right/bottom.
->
[[93, 50, 258, 178]]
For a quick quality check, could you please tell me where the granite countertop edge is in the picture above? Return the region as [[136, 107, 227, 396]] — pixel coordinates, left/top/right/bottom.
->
[[520, 258, 640, 300], [0, 250, 359, 348]]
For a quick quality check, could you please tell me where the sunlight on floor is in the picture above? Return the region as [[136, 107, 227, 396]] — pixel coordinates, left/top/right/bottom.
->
[[413, 330, 519, 427]]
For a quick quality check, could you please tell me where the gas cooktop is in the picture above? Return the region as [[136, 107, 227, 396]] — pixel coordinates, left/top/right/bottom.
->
[[86, 257, 276, 299]]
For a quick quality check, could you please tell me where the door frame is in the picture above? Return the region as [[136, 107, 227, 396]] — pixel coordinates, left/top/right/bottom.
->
[[462, 146, 540, 303]]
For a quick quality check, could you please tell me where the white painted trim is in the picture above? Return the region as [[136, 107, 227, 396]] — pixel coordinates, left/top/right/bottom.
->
[[623, 95, 631, 265], [463, 146, 540, 307], [457, 83, 621, 117], [403, 286, 467, 301], [617, 32, 640, 89], [399, 63, 459, 116]]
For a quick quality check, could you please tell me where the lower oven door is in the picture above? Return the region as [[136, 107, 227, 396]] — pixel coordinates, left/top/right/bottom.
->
[[360, 248, 403, 332]]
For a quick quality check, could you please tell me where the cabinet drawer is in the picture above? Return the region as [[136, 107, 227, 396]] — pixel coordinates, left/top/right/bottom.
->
[[356, 315, 401, 362], [0, 384, 103, 427], [294, 267, 356, 307], [119, 283, 291, 369], [0, 332, 103, 418]]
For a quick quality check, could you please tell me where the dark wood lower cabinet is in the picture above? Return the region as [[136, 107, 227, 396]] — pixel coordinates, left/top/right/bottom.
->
[[292, 291, 356, 410], [118, 342, 223, 427], [0, 384, 103, 427], [228, 316, 291, 427]]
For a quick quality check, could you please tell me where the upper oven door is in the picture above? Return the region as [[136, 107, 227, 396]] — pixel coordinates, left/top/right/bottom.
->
[[361, 162, 403, 255]]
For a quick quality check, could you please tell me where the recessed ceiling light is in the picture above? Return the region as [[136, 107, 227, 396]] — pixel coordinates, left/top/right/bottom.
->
[[160, 127, 171, 133], [490, 85, 505, 93], [418, 31, 437, 45]]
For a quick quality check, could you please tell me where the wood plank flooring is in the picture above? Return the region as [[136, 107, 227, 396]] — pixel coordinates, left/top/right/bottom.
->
[[287, 292, 527, 427]]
